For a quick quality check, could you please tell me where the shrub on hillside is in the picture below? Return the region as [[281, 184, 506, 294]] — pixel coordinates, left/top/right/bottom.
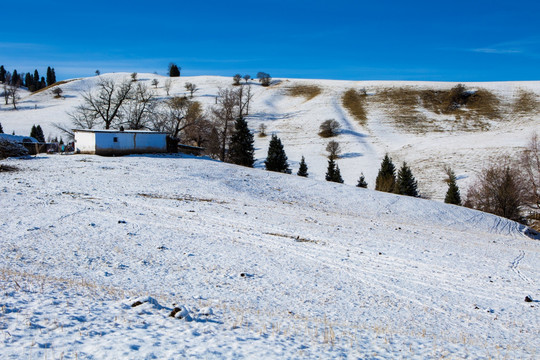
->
[[464, 159, 526, 223], [319, 119, 340, 137]]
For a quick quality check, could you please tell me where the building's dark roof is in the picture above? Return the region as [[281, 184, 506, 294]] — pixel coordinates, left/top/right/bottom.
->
[[73, 129, 168, 135]]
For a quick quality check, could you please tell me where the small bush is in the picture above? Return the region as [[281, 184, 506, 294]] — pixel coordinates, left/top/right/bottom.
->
[[342, 89, 367, 125], [319, 119, 340, 137], [286, 85, 321, 101], [0, 139, 29, 159]]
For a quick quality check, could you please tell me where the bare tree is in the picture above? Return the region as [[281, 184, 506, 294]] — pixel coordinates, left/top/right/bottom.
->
[[464, 158, 526, 222], [151, 79, 159, 88], [68, 103, 98, 129], [326, 140, 342, 160], [131, 72, 138, 82], [152, 96, 203, 138], [211, 88, 239, 161], [164, 79, 172, 96], [185, 82, 198, 98], [521, 133, 540, 215], [182, 108, 213, 147], [123, 83, 156, 130], [71, 78, 134, 129], [3, 73, 11, 105], [233, 74, 242, 86], [7, 80, 20, 110], [234, 84, 253, 118], [52, 123, 75, 140], [243, 74, 251, 84]]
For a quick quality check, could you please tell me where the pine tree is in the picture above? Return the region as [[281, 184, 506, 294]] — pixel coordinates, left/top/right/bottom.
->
[[444, 168, 461, 205], [30, 125, 37, 139], [25, 73, 34, 91], [396, 162, 418, 196], [40, 77, 46, 89], [325, 158, 344, 183], [356, 173, 368, 188], [46, 66, 56, 86], [0, 122, 4, 133], [35, 125, 45, 143], [297, 156, 308, 177], [228, 117, 255, 167], [169, 63, 180, 77], [33, 70, 40, 90], [11, 70, 19, 86], [0, 65, 6, 83], [375, 154, 396, 192], [265, 134, 289, 173], [30, 125, 45, 142]]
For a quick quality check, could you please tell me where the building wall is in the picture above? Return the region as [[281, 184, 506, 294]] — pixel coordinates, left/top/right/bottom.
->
[[74, 132, 96, 154], [94, 132, 167, 156]]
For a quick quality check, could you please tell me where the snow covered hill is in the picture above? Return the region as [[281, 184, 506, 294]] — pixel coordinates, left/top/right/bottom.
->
[[0, 154, 538, 358], [1, 73, 539, 201]]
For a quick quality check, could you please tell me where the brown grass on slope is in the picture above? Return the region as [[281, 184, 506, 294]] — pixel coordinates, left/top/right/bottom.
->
[[286, 84, 322, 101], [342, 89, 367, 126]]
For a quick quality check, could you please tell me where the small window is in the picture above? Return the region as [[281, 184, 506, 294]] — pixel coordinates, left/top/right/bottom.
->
[[113, 137, 118, 143]]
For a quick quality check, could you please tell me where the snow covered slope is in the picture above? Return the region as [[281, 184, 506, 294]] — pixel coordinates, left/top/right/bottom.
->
[[1, 73, 539, 201], [0, 154, 538, 358]]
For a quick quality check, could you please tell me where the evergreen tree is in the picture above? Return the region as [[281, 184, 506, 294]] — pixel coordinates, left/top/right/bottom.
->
[[0, 122, 4, 133], [36, 125, 45, 143], [169, 63, 181, 77], [0, 65, 6, 83], [40, 77, 46, 89], [46, 66, 56, 86], [30, 125, 37, 139], [11, 70, 19, 86], [396, 162, 419, 196], [375, 154, 396, 192], [228, 117, 255, 167], [325, 158, 344, 183], [30, 125, 45, 142], [33, 69, 40, 89], [265, 134, 289, 173], [444, 168, 461, 205], [25, 73, 34, 91], [356, 173, 368, 188], [297, 156, 308, 177]]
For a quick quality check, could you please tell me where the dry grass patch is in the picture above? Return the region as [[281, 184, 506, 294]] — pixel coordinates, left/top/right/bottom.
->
[[513, 89, 539, 114], [373, 85, 500, 132], [286, 85, 322, 101], [374, 87, 434, 132], [342, 89, 367, 126], [31, 79, 79, 95]]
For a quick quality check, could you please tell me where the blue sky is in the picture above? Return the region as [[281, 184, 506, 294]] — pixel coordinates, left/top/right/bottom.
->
[[2, 0, 540, 81]]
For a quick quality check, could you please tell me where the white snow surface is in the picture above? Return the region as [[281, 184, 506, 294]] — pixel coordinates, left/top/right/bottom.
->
[[0, 153, 539, 359], [1, 73, 539, 200]]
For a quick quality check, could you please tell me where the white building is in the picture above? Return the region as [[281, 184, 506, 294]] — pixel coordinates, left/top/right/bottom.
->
[[73, 129, 168, 156]]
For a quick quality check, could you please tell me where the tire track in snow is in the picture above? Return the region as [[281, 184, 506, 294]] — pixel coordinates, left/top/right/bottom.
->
[[510, 250, 532, 285]]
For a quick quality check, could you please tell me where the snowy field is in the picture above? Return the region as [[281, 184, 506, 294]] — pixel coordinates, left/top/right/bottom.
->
[[0, 154, 538, 359], [1, 74, 539, 200]]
